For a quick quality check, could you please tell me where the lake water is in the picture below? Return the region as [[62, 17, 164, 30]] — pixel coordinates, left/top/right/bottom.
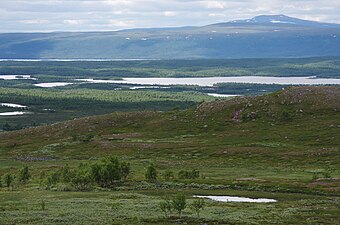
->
[[0, 111, 30, 116], [129, 86, 170, 90], [78, 76, 340, 86], [34, 82, 74, 88], [0, 75, 35, 80], [0, 103, 28, 108], [207, 93, 241, 97], [194, 195, 277, 203], [0, 59, 158, 62]]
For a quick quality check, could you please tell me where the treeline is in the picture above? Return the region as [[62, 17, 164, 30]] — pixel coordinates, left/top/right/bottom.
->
[[0, 159, 207, 219], [0, 166, 30, 191], [1, 57, 340, 78], [0, 88, 211, 132], [0, 157, 130, 191], [214, 83, 287, 95], [0, 88, 213, 104], [0, 157, 202, 191], [145, 165, 201, 182]]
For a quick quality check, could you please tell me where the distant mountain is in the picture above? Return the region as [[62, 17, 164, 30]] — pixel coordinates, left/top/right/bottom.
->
[[220, 15, 340, 28], [1, 15, 340, 59]]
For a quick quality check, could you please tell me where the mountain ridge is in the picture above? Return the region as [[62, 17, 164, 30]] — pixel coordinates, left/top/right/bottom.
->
[[1, 15, 340, 59], [217, 14, 340, 28]]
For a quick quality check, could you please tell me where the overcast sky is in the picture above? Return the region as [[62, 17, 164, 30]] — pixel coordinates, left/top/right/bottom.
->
[[1, 0, 340, 33]]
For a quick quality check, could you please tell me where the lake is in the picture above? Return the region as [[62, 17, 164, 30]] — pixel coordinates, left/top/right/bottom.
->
[[78, 76, 340, 86], [207, 93, 241, 97], [0, 111, 30, 116], [0, 75, 35, 80]]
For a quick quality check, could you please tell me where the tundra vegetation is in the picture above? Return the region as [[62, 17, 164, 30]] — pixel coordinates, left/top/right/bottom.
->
[[0, 80, 339, 223]]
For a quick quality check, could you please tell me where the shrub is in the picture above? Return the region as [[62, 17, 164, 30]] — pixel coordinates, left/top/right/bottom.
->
[[18, 166, 30, 184], [190, 199, 205, 217], [0, 175, 2, 190], [4, 173, 13, 191], [145, 164, 157, 182], [162, 170, 174, 181], [41, 200, 46, 211], [322, 171, 332, 178], [42, 157, 130, 190], [280, 110, 291, 121], [242, 111, 258, 121], [39, 171, 46, 187], [60, 165, 73, 183], [46, 171, 60, 189], [82, 134, 94, 142], [172, 193, 186, 217], [71, 164, 93, 191], [91, 156, 128, 188], [178, 169, 200, 179], [120, 162, 131, 180], [159, 197, 172, 217]]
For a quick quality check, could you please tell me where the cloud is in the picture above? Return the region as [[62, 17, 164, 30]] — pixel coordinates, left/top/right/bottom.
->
[[0, 0, 339, 32], [164, 11, 177, 17], [108, 19, 135, 27], [202, 1, 225, 9], [63, 20, 84, 25], [20, 20, 49, 24]]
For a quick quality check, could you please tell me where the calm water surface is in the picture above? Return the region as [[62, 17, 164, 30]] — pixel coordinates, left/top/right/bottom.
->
[[78, 76, 340, 86], [194, 195, 277, 203]]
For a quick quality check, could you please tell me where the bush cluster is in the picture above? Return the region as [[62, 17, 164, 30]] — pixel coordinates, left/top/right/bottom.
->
[[159, 194, 205, 218], [0, 166, 31, 191], [178, 169, 200, 179], [43, 157, 131, 190]]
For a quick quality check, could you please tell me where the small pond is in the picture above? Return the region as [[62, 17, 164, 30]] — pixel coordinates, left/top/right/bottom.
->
[[194, 195, 277, 203]]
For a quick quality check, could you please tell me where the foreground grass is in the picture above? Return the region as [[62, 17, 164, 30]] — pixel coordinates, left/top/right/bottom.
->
[[0, 190, 339, 225]]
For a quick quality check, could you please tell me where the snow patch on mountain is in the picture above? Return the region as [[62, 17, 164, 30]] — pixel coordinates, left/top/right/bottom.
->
[[270, 20, 296, 24]]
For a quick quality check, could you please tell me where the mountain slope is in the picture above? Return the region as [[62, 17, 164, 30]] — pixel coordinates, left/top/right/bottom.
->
[[221, 15, 340, 27], [1, 15, 340, 59]]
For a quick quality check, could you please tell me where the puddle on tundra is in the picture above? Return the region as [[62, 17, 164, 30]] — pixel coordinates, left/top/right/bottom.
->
[[194, 195, 277, 203]]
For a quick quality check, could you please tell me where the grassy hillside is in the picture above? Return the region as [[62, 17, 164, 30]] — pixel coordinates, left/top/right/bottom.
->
[[0, 86, 339, 224]]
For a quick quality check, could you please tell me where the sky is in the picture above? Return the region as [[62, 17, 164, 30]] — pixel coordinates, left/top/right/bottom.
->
[[0, 0, 340, 33]]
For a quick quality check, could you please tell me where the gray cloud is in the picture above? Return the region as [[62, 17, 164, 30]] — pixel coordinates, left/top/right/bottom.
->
[[0, 0, 339, 32]]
